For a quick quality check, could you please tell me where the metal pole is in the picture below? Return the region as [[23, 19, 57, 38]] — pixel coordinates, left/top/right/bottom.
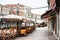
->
[[35, 16, 37, 27], [0, 5, 2, 14]]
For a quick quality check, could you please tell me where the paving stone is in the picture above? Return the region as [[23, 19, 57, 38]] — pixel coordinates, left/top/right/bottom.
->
[[12, 27, 57, 40]]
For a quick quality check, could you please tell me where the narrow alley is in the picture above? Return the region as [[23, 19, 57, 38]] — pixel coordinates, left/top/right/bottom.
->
[[12, 27, 57, 40], [0, 0, 60, 40]]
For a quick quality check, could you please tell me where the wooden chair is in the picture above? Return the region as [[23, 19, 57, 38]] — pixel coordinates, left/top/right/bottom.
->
[[1, 29, 11, 40], [10, 28, 17, 39], [13, 29, 17, 38], [19, 29, 27, 36]]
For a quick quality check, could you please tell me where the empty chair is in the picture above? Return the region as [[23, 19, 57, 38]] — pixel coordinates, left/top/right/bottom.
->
[[20, 29, 27, 36], [13, 29, 17, 38]]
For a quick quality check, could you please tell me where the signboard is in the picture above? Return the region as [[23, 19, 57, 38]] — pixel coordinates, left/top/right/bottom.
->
[[50, 0, 56, 9]]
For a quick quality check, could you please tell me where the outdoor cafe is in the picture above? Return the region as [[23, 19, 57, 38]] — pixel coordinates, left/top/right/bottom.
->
[[0, 14, 36, 40]]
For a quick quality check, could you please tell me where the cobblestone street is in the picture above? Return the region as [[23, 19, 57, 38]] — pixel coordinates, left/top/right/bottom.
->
[[12, 27, 57, 40]]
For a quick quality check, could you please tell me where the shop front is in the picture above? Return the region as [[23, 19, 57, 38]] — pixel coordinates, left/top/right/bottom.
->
[[41, 9, 59, 38]]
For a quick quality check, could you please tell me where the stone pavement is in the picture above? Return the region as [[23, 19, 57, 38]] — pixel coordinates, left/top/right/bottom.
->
[[12, 27, 57, 40]]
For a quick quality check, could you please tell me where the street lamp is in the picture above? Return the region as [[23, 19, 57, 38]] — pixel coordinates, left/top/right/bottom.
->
[[16, 3, 19, 16], [0, 4, 3, 16]]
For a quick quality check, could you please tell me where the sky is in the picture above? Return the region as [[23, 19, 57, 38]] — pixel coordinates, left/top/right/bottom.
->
[[0, 0, 48, 15]]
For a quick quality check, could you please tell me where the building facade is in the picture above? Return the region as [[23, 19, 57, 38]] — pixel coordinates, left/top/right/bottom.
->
[[41, 0, 60, 40], [0, 4, 31, 17], [30, 13, 42, 23]]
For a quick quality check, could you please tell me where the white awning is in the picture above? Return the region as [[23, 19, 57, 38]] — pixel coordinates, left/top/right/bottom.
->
[[3, 14, 24, 20]]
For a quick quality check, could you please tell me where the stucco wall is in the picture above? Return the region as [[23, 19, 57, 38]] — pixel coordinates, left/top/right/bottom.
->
[[2, 7, 10, 15], [59, 11, 60, 36]]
